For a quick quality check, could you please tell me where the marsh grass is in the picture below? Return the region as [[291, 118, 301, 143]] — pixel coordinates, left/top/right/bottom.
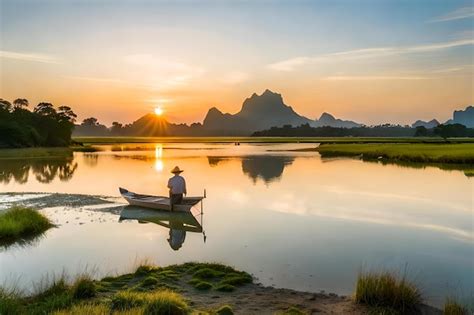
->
[[355, 270, 422, 314], [0, 206, 54, 245], [317, 143, 474, 164], [72, 275, 97, 299], [443, 298, 469, 315], [0, 147, 73, 159]]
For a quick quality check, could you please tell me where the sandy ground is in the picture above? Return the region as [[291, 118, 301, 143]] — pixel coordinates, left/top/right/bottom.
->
[[179, 283, 441, 315]]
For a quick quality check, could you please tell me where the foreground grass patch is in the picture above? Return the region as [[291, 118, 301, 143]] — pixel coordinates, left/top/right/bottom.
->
[[355, 271, 422, 314], [111, 290, 188, 314], [0, 206, 54, 246]]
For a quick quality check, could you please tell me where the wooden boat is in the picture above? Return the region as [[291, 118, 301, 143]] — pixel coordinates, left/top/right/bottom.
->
[[119, 187, 204, 212]]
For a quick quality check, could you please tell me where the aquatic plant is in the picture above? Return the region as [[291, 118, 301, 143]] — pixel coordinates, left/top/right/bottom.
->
[[0, 206, 54, 245], [355, 270, 422, 314]]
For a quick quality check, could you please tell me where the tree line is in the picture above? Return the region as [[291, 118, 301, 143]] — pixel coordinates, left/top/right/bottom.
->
[[0, 98, 77, 148], [252, 123, 474, 138]]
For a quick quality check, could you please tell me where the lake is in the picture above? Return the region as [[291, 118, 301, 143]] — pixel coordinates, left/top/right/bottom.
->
[[0, 143, 472, 307]]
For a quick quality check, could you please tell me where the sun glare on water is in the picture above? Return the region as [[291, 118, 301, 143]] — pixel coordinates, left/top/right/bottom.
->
[[154, 107, 163, 116]]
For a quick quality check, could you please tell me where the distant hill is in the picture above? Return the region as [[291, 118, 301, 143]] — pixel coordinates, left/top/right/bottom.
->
[[202, 89, 313, 134], [412, 119, 440, 129], [445, 106, 474, 128], [72, 91, 472, 137], [315, 112, 361, 128], [73, 89, 362, 136]]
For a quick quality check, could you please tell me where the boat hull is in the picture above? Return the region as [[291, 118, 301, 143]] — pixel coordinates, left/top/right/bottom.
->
[[119, 187, 203, 212]]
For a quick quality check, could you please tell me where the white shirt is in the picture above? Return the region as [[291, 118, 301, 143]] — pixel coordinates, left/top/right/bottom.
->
[[168, 175, 187, 194]]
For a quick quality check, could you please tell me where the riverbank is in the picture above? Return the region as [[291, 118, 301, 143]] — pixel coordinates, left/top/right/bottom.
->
[[0, 262, 444, 315]]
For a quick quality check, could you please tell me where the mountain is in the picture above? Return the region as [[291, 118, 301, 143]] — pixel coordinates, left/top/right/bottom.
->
[[412, 119, 440, 129], [315, 112, 361, 128], [445, 106, 474, 128], [202, 89, 313, 134]]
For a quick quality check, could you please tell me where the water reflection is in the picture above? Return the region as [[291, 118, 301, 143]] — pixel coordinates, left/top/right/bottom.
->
[[119, 206, 204, 251], [208, 155, 295, 183], [0, 159, 78, 184]]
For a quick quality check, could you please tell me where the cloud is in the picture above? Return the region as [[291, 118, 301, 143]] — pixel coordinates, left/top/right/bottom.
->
[[431, 6, 474, 22], [268, 39, 474, 71], [0, 50, 60, 64], [322, 75, 428, 81]]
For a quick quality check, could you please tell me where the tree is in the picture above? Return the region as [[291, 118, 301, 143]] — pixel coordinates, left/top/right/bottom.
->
[[13, 98, 29, 110], [111, 121, 123, 135], [34, 102, 56, 116], [0, 99, 12, 112], [414, 126, 428, 137], [434, 124, 468, 139], [57, 106, 77, 123], [82, 117, 99, 126]]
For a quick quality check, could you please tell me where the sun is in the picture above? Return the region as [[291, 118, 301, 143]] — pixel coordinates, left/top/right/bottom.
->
[[154, 107, 163, 116]]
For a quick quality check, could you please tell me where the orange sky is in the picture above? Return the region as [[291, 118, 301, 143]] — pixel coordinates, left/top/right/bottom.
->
[[1, 1, 473, 126]]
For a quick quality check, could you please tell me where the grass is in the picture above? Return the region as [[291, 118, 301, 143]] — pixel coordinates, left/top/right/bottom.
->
[[73, 136, 474, 145], [443, 298, 469, 315], [0, 147, 73, 159], [72, 276, 97, 299], [214, 304, 234, 315], [355, 271, 422, 314], [111, 290, 189, 314], [0, 206, 54, 246], [317, 143, 474, 164]]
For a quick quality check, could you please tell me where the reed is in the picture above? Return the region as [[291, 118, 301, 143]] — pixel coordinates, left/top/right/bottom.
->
[[354, 270, 422, 314]]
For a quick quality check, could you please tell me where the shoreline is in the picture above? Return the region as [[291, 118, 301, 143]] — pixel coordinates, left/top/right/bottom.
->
[[0, 262, 443, 314]]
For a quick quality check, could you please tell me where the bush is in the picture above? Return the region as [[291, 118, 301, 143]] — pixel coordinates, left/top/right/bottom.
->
[[355, 271, 422, 314]]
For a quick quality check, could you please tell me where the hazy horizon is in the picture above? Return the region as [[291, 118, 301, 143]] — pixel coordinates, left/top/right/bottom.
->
[[1, 0, 473, 126]]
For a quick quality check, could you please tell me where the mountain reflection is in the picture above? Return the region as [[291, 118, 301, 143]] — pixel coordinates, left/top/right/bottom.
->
[[208, 155, 294, 184], [0, 158, 78, 184]]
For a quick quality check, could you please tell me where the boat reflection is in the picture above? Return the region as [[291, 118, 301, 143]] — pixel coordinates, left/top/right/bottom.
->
[[119, 206, 204, 251]]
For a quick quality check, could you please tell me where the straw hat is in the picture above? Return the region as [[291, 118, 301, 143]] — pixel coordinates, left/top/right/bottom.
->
[[171, 166, 184, 174]]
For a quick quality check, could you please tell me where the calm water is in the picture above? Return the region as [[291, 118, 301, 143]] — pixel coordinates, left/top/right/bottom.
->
[[0, 143, 472, 306]]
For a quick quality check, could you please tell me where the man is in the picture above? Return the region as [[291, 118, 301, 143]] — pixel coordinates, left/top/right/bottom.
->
[[167, 166, 187, 210]]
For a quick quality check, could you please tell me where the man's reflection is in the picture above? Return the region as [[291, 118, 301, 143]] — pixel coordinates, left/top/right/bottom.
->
[[119, 206, 203, 251]]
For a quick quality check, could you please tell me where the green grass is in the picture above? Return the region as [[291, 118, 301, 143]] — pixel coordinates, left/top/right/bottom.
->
[[355, 271, 422, 314], [443, 298, 469, 315], [214, 304, 234, 315], [317, 143, 474, 164], [0, 147, 73, 159], [276, 306, 308, 315], [73, 136, 474, 145], [111, 290, 189, 314], [0, 206, 54, 245]]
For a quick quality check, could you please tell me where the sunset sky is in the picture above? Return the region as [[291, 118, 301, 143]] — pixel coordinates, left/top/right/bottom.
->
[[1, 0, 473, 126]]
